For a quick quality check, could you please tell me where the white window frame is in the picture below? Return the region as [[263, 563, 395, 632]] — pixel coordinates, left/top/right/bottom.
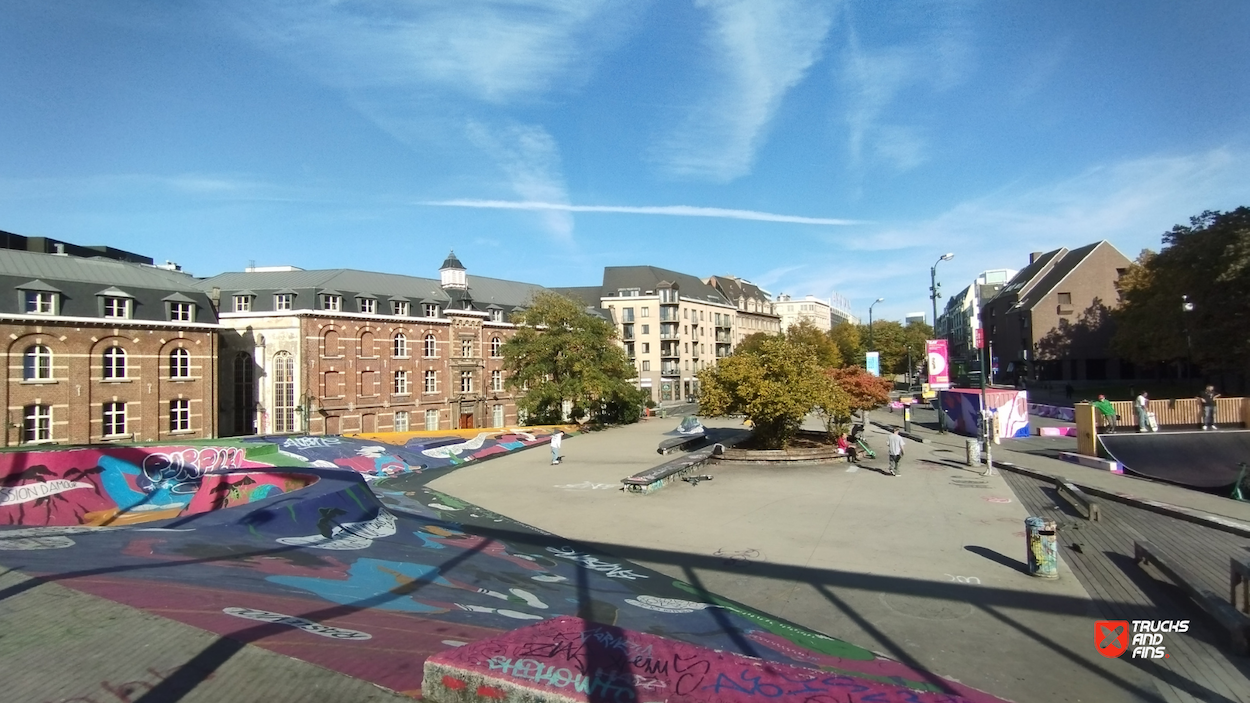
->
[[170, 398, 191, 432], [24, 345, 52, 381], [491, 337, 503, 357], [490, 309, 503, 322], [424, 334, 437, 358], [424, 409, 439, 431], [170, 348, 191, 379], [424, 369, 437, 393], [392, 301, 410, 316], [492, 404, 504, 428], [322, 295, 342, 312], [103, 401, 127, 437], [23, 404, 51, 443], [170, 301, 194, 322], [461, 339, 473, 358], [422, 303, 439, 318], [491, 369, 503, 392], [359, 298, 377, 314], [274, 294, 293, 311], [394, 410, 409, 432], [103, 346, 127, 380], [393, 333, 408, 358], [460, 371, 473, 394], [232, 295, 251, 313], [394, 370, 410, 395], [105, 297, 132, 319], [25, 291, 57, 315]]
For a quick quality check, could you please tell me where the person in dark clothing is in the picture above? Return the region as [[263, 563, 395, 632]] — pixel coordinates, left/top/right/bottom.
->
[[1198, 385, 1220, 430]]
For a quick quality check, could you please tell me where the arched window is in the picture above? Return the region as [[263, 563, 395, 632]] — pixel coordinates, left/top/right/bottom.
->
[[233, 352, 256, 435], [23, 345, 52, 380], [424, 334, 436, 358], [360, 331, 375, 357], [323, 329, 340, 357], [103, 346, 127, 379], [273, 351, 295, 433], [393, 333, 408, 358], [169, 348, 191, 379], [490, 337, 503, 358]]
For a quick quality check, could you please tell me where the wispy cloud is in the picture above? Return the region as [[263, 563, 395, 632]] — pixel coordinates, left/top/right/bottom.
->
[[464, 122, 575, 241], [229, 1, 633, 104], [837, 1, 975, 174], [654, 0, 836, 182], [0, 173, 299, 202], [421, 199, 868, 226]]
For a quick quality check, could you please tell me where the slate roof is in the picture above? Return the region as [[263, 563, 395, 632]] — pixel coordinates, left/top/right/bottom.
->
[[0, 248, 217, 324], [198, 268, 545, 317], [601, 266, 732, 306], [706, 275, 774, 310]]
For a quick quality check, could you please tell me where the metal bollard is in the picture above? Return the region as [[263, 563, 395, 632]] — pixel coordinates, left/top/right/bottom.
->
[[1025, 517, 1058, 578], [965, 438, 981, 466]]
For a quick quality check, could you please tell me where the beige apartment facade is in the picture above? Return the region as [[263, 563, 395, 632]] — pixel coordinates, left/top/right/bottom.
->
[[773, 294, 834, 332], [705, 275, 781, 345]]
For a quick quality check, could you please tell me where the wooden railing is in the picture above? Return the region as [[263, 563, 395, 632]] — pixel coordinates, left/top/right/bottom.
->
[[1106, 397, 1244, 428]]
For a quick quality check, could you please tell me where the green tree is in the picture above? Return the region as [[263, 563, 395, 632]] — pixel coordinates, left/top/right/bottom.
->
[[697, 336, 826, 448], [830, 322, 864, 367], [901, 321, 934, 378], [735, 331, 778, 357], [1112, 208, 1250, 374], [503, 291, 645, 425], [787, 320, 843, 368]]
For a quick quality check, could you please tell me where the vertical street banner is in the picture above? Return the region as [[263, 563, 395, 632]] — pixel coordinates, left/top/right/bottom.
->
[[866, 352, 880, 377], [926, 339, 951, 389]]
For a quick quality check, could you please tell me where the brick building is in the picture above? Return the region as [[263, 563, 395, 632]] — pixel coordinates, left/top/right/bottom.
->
[[981, 241, 1132, 384], [201, 253, 543, 436], [0, 247, 219, 446]]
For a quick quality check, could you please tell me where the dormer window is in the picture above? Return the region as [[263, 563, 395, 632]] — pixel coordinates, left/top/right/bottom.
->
[[275, 293, 293, 310], [489, 308, 503, 322], [25, 291, 57, 315], [359, 298, 377, 314], [392, 300, 410, 316], [423, 303, 439, 318], [105, 297, 132, 319], [170, 302, 194, 322], [322, 294, 342, 311], [232, 295, 252, 313]]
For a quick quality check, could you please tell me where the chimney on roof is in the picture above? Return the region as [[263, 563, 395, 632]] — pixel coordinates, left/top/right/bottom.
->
[[1029, 251, 1044, 264], [53, 242, 66, 256]]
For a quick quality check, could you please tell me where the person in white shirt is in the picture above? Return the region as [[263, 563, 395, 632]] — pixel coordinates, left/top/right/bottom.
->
[[887, 429, 906, 476], [1135, 392, 1150, 432], [550, 430, 563, 465]]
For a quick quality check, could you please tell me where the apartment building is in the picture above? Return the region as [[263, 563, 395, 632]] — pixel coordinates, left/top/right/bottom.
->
[[0, 246, 220, 446], [938, 269, 1016, 364], [829, 291, 859, 327], [773, 294, 834, 332], [705, 275, 781, 344], [982, 242, 1132, 384], [585, 267, 738, 403], [201, 252, 542, 436]]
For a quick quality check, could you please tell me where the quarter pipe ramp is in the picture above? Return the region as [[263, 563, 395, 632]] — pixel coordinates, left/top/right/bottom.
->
[[1099, 430, 1250, 489]]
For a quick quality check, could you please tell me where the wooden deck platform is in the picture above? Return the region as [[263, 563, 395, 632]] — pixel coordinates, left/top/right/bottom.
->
[[1002, 471, 1250, 703]]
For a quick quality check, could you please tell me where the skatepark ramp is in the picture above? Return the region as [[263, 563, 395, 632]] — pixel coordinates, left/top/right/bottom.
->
[[1099, 431, 1250, 490]]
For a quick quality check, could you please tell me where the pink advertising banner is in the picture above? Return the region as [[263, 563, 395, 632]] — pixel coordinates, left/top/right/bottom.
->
[[926, 339, 951, 389]]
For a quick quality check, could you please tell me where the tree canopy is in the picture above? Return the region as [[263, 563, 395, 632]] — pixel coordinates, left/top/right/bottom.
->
[[1111, 208, 1250, 374], [502, 291, 646, 425]]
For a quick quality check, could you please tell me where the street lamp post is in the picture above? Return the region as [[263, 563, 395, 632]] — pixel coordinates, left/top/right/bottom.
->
[[868, 298, 884, 352], [930, 254, 954, 433]]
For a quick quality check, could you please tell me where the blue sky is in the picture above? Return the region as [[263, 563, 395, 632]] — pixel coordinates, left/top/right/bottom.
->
[[3, 1, 1249, 322]]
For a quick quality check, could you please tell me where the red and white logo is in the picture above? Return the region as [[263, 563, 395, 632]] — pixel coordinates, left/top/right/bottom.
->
[[1095, 620, 1129, 658]]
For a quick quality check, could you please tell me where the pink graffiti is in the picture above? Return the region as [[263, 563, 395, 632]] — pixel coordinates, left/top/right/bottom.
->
[[425, 616, 1006, 703]]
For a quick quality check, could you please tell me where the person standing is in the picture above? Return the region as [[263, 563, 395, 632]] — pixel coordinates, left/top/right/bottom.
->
[[550, 430, 563, 465], [1198, 385, 1220, 430], [887, 428, 905, 476], [1135, 391, 1150, 432], [1092, 394, 1117, 434]]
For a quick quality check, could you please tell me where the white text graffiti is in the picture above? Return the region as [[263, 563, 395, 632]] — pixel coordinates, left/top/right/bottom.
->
[[222, 607, 372, 640], [0, 479, 93, 507], [487, 657, 661, 700], [546, 547, 648, 580]]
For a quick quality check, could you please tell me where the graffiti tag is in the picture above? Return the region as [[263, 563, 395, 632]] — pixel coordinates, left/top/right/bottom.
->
[[487, 657, 644, 701], [0, 479, 93, 507], [222, 607, 372, 640], [944, 574, 982, 584], [282, 436, 343, 449], [545, 547, 648, 580], [140, 447, 248, 495]]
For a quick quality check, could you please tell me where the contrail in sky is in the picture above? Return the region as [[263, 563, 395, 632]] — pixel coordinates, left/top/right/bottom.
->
[[421, 199, 868, 226]]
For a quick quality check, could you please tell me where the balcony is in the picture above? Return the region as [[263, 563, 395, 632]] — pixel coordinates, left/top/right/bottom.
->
[[659, 309, 680, 322], [622, 330, 635, 341], [660, 365, 681, 377], [661, 345, 680, 359], [714, 332, 732, 343], [660, 333, 680, 341]]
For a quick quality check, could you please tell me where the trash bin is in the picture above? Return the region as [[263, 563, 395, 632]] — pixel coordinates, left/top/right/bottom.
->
[[1025, 517, 1058, 578], [965, 438, 981, 466]]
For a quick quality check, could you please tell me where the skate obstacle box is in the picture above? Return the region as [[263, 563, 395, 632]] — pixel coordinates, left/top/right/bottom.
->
[[658, 434, 707, 455], [1055, 480, 1100, 522], [1232, 556, 1250, 615], [1134, 540, 1250, 655], [624, 443, 725, 495]]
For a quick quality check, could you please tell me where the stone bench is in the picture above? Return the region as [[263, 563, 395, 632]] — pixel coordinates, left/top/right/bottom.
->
[[1231, 557, 1250, 615], [623, 444, 724, 495], [1055, 480, 1100, 521], [1134, 540, 1250, 655]]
